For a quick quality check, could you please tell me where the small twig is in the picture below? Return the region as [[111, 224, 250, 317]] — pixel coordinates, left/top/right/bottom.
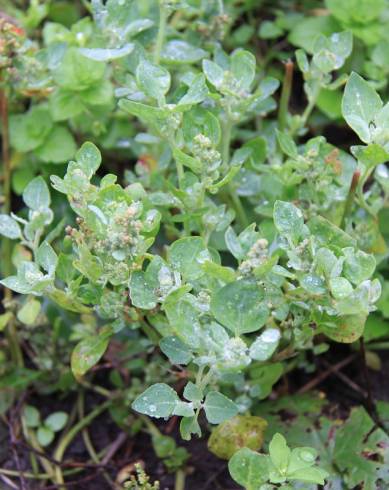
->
[[203, 464, 228, 490], [358, 337, 387, 433], [100, 432, 128, 466], [297, 353, 357, 394], [321, 359, 367, 397], [0, 473, 19, 489]]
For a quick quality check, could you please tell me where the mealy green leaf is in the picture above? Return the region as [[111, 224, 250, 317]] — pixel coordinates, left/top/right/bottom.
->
[[159, 336, 193, 365], [0, 215, 21, 239], [132, 383, 179, 418], [23, 176, 51, 210], [204, 391, 238, 424], [136, 59, 171, 101], [211, 280, 269, 335], [71, 331, 112, 378], [228, 448, 270, 488], [342, 72, 382, 143]]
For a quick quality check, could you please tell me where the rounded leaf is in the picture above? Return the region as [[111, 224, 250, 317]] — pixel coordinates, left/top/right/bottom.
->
[[132, 383, 179, 419], [44, 412, 68, 432], [211, 280, 269, 335], [228, 448, 270, 488]]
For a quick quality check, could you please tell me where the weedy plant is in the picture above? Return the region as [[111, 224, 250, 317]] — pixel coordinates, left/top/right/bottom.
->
[[1, 1, 389, 489]]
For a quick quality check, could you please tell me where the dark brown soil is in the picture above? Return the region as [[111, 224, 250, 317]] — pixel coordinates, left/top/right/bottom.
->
[[2, 345, 388, 490]]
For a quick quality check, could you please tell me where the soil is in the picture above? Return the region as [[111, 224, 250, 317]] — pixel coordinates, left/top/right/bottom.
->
[[1, 344, 388, 490]]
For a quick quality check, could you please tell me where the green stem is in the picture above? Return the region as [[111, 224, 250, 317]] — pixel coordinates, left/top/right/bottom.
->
[[340, 170, 360, 230], [278, 60, 294, 132], [221, 115, 249, 228], [26, 429, 56, 480], [53, 399, 111, 486], [154, 2, 167, 64], [139, 414, 162, 438], [300, 82, 321, 129], [174, 468, 186, 490], [78, 391, 117, 489], [0, 86, 23, 368]]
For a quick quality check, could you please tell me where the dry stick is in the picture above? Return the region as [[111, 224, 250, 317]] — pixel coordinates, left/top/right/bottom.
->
[[321, 359, 367, 398], [359, 337, 385, 430], [297, 353, 357, 394], [0, 473, 19, 489], [100, 432, 128, 466], [8, 397, 28, 490]]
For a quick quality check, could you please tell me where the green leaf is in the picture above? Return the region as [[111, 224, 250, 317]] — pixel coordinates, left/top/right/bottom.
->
[[23, 176, 50, 210], [288, 466, 328, 484], [249, 328, 281, 361], [307, 215, 356, 248], [326, 0, 385, 25], [183, 382, 203, 403], [287, 447, 318, 475], [129, 271, 157, 310], [23, 405, 40, 428], [0, 215, 21, 239], [17, 299, 41, 326], [53, 47, 105, 90], [44, 412, 68, 432], [10, 105, 52, 153], [132, 383, 179, 418], [312, 32, 352, 73], [160, 336, 192, 365], [300, 274, 326, 295], [167, 237, 210, 281], [182, 106, 221, 146], [71, 331, 111, 378], [208, 415, 267, 460], [136, 59, 171, 101], [36, 241, 58, 274], [79, 43, 134, 61], [225, 226, 244, 260], [48, 288, 91, 314], [333, 406, 389, 488], [269, 433, 291, 474], [319, 313, 366, 343], [211, 280, 269, 335], [204, 391, 238, 424], [180, 415, 202, 440], [276, 131, 298, 158], [273, 201, 304, 241], [161, 40, 207, 64], [202, 59, 224, 89], [228, 448, 270, 488], [172, 147, 203, 174], [75, 141, 102, 178], [118, 99, 170, 133], [178, 74, 208, 106], [49, 89, 84, 121], [230, 50, 256, 91], [172, 400, 195, 417], [342, 72, 382, 143], [37, 426, 55, 447], [35, 126, 76, 163], [342, 248, 376, 285]]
